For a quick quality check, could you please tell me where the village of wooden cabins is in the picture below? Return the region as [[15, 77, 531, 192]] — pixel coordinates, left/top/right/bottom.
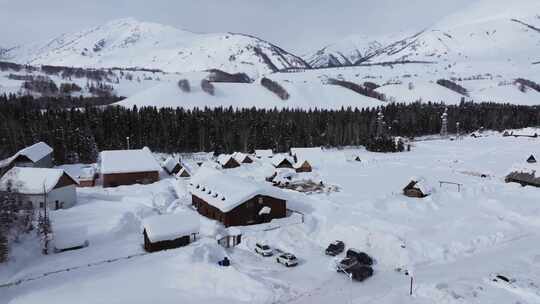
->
[[0, 142, 538, 254]]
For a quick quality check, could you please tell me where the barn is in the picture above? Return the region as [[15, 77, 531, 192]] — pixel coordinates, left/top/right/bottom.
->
[[272, 155, 294, 169], [403, 178, 432, 198], [163, 156, 182, 175], [294, 160, 313, 173], [0, 167, 78, 210], [99, 148, 161, 188], [217, 154, 241, 169], [190, 173, 288, 227], [142, 212, 200, 252]]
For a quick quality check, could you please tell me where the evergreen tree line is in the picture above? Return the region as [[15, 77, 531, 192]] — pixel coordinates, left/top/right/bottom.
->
[[0, 95, 539, 165]]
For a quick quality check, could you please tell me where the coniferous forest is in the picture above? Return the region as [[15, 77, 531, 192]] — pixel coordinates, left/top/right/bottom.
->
[[0, 94, 539, 164]]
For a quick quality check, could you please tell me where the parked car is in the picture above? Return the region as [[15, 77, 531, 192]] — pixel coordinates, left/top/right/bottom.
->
[[336, 257, 358, 272], [344, 265, 374, 282], [255, 243, 273, 257], [325, 240, 345, 256], [276, 252, 298, 267], [346, 248, 373, 266]]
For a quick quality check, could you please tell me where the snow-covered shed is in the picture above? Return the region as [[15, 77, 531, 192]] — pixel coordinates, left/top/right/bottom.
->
[[190, 171, 288, 227], [77, 165, 97, 187], [163, 156, 182, 175], [272, 155, 294, 169], [403, 177, 433, 198], [177, 160, 198, 178], [53, 226, 89, 253], [0, 167, 78, 209], [142, 212, 200, 252], [254, 149, 273, 159], [99, 148, 161, 187], [216, 227, 242, 248], [217, 154, 241, 169], [232, 152, 253, 164], [294, 159, 313, 173]]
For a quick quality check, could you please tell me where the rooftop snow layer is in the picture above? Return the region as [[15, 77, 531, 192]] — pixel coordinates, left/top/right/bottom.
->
[[143, 212, 200, 243], [0, 167, 76, 194], [15, 142, 52, 163], [99, 149, 161, 174], [54, 226, 89, 250], [255, 149, 273, 158], [163, 156, 180, 172], [190, 171, 288, 213]]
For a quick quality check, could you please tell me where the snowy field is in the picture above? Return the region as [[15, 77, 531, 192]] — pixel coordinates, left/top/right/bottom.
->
[[2, 131, 540, 304]]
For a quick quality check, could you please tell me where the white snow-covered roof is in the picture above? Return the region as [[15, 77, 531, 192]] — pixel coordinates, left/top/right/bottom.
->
[[293, 159, 311, 169], [190, 171, 288, 213], [232, 152, 252, 163], [15, 142, 53, 163], [255, 149, 273, 158], [290, 147, 323, 158], [217, 154, 238, 166], [272, 155, 293, 167], [410, 177, 433, 195], [78, 166, 96, 180], [0, 167, 77, 195], [143, 212, 200, 243], [163, 156, 180, 172], [99, 149, 161, 174], [54, 226, 88, 250]]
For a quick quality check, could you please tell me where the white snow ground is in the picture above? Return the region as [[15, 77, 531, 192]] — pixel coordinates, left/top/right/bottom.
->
[[2, 130, 540, 303]]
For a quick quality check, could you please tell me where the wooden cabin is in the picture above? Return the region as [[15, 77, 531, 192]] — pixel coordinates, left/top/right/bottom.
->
[[142, 213, 199, 253], [403, 179, 432, 198], [0, 142, 54, 176], [294, 160, 312, 173], [99, 148, 161, 188], [217, 154, 241, 169], [190, 173, 287, 227], [272, 155, 294, 169]]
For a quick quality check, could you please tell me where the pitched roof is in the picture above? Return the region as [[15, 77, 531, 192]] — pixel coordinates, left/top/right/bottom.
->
[[293, 159, 311, 169], [272, 155, 293, 167], [190, 170, 288, 213], [99, 149, 161, 174], [16, 142, 53, 163], [163, 156, 181, 172], [0, 167, 77, 195], [232, 152, 252, 163], [143, 212, 200, 243], [217, 154, 239, 166]]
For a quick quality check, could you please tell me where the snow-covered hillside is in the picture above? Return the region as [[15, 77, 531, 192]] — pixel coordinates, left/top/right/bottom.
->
[[307, 0, 540, 67], [4, 18, 309, 78]]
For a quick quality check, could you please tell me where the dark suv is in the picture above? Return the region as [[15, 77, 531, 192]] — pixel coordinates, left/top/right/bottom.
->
[[325, 240, 345, 256], [345, 248, 373, 266]]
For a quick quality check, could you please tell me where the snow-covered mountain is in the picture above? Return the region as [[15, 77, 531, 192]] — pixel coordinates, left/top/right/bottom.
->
[[306, 0, 540, 67], [4, 18, 309, 77]]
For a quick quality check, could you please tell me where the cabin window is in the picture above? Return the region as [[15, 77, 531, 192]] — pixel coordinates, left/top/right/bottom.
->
[[39, 202, 44, 208]]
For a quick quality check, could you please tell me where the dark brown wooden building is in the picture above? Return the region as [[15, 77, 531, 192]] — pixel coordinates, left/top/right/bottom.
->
[[191, 174, 287, 227], [99, 149, 161, 187], [294, 160, 313, 173], [142, 213, 199, 253]]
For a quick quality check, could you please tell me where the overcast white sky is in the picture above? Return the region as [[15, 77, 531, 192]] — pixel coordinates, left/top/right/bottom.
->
[[0, 0, 472, 54]]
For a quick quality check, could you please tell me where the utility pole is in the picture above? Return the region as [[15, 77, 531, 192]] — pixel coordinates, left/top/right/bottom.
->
[[456, 122, 461, 140], [126, 136, 130, 150]]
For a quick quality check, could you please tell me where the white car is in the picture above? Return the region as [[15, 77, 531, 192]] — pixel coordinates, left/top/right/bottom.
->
[[255, 243, 273, 257], [276, 253, 298, 267]]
